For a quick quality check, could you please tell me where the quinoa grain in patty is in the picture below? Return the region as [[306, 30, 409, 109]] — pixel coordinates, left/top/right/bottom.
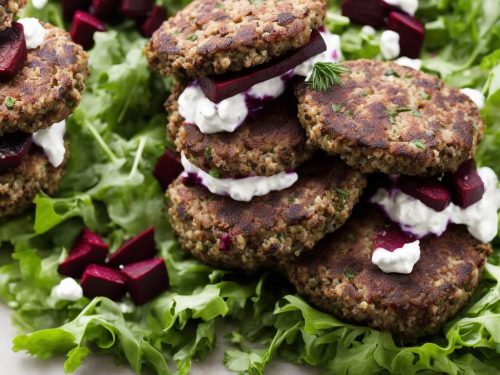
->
[[0, 0, 26, 31]]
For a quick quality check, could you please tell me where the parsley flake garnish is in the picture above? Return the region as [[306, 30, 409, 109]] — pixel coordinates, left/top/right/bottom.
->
[[308, 62, 350, 91], [187, 34, 198, 41], [209, 168, 220, 178], [412, 139, 426, 149], [332, 103, 342, 113], [4, 96, 15, 109], [419, 92, 431, 100]]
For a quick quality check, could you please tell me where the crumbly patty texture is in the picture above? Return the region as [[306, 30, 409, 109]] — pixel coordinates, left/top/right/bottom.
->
[[284, 206, 491, 338], [169, 90, 312, 178], [0, 23, 88, 135], [166, 153, 366, 272], [0, 148, 67, 218], [146, 0, 327, 77], [295, 59, 484, 176], [0, 0, 26, 30]]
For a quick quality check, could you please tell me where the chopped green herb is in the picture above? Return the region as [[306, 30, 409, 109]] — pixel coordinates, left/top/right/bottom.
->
[[332, 103, 342, 113], [187, 34, 198, 41], [384, 69, 400, 78], [288, 196, 295, 203], [411, 109, 422, 117], [472, 122, 479, 132], [307, 62, 350, 91], [412, 140, 426, 149], [359, 91, 369, 97], [345, 269, 356, 280], [215, 2, 225, 7], [4, 96, 15, 109], [335, 188, 349, 204], [388, 107, 412, 125], [419, 92, 431, 100], [209, 168, 220, 178], [204, 147, 213, 161], [347, 110, 354, 118]]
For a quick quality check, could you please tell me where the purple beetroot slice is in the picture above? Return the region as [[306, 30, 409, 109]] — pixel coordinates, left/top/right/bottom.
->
[[198, 29, 327, 103], [90, 0, 121, 21], [0, 22, 27, 83], [79, 228, 109, 250], [81, 264, 127, 300], [62, 0, 91, 21], [120, 0, 153, 20], [0, 132, 33, 172], [139, 5, 166, 38], [450, 160, 485, 208], [373, 221, 415, 251], [397, 175, 452, 212], [108, 227, 156, 267], [70, 11, 106, 50], [386, 11, 425, 59], [341, 0, 390, 28], [154, 149, 183, 190], [121, 258, 169, 305]]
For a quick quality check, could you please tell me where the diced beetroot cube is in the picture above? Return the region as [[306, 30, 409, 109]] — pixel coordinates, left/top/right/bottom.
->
[[62, 0, 90, 21], [0, 22, 27, 83], [0, 133, 33, 172], [139, 5, 166, 38], [58, 228, 109, 278], [70, 11, 106, 50], [397, 175, 452, 212], [81, 264, 127, 300], [198, 30, 326, 103], [154, 149, 183, 190], [386, 11, 425, 58], [341, 0, 389, 28], [121, 258, 169, 305], [450, 160, 485, 208], [90, 0, 121, 20], [108, 227, 156, 267], [120, 0, 153, 20], [374, 222, 415, 251]]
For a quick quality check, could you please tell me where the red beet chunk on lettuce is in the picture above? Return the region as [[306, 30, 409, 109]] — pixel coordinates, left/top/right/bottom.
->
[[139, 5, 166, 38], [58, 229, 109, 278], [121, 258, 169, 305], [450, 160, 485, 208], [397, 175, 452, 212], [90, 0, 120, 20], [108, 227, 156, 267], [62, 0, 90, 21], [386, 11, 425, 58], [341, 0, 389, 28], [0, 22, 27, 83], [198, 30, 326, 103], [374, 222, 415, 251], [81, 264, 127, 300], [154, 149, 183, 190], [0, 132, 33, 172], [70, 11, 106, 50], [120, 0, 153, 20]]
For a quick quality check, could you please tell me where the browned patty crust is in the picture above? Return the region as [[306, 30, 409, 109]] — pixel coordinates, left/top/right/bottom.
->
[[0, 147, 67, 218], [166, 153, 366, 272], [146, 0, 327, 77], [295, 59, 484, 176], [0, 23, 88, 135], [0, 0, 26, 30], [284, 206, 492, 338], [170, 91, 313, 178]]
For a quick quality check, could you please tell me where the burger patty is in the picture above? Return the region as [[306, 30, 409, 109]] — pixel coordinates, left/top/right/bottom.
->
[[166, 153, 366, 273], [146, 0, 327, 78], [295, 59, 483, 175], [0, 0, 26, 31], [284, 205, 492, 338]]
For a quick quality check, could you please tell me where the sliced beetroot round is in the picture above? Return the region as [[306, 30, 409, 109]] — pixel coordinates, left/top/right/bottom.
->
[[62, 0, 91, 21], [81, 264, 127, 300], [198, 29, 327, 103], [373, 221, 415, 251], [397, 175, 452, 212], [341, 0, 389, 28], [0, 132, 33, 172], [0, 22, 27, 83], [449, 160, 485, 208], [70, 11, 107, 50], [90, 0, 121, 21], [107, 227, 156, 267], [154, 149, 183, 190], [139, 5, 166, 38], [58, 228, 109, 278], [386, 11, 425, 58], [121, 258, 169, 305], [120, 0, 154, 20]]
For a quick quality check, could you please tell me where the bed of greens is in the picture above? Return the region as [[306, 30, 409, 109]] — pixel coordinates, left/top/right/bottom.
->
[[1, 0, 500, 374]]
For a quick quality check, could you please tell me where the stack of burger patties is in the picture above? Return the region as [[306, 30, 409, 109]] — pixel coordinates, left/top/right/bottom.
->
[[146, 0, 500, 339], [0, 1, 88, 217]]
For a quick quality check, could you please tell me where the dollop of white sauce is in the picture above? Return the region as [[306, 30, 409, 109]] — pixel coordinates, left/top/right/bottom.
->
[[380, 30, 400, 60], [372, 240, 421, 274], [461, 88, 485, 110], [18, 18, 48, 49], [247, 74, 287, 99], [32, 0, 48, 9], [294, 30, 342, 78], [181, 153, 298, 202], [51, 278, 83, 301], [371, 167, 500, 243], [32, 120, 66, 167], [396, 56, 422, 70], [383, 0, 419, 16], [361, 25, 376, 36]]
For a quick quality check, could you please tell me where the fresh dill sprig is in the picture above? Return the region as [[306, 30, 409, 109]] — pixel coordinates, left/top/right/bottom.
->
[[307, 62, 350, 91]]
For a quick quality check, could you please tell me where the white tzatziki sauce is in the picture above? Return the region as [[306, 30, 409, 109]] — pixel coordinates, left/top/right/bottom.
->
[[372, 240, 421, 274], [18, 18, 48, 49], [461, 88, 485, 110], [383, 0, 419, 16], [32, 120, 66, 168], [380, 30, 401, 60], [395, 56, 422, 70], [51, 278, 83, 301]]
